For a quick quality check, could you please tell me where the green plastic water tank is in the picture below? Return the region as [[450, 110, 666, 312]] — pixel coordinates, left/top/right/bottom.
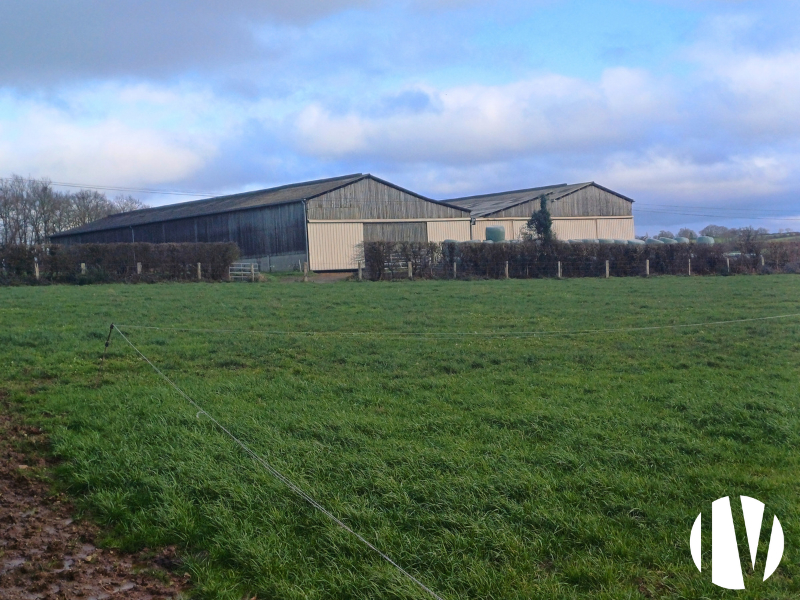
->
[[443, 239, 458, 244], [659, 237, 678, 244], [599, 238, 614, 244], [645, 238, 664, 245], [628, 239, 646, 246], [696, 236, 715, 245], [614, 239, 628, 244], [674, 237, 690, 244], [483, 239, 494, 244], [485, 226, 506, 242]]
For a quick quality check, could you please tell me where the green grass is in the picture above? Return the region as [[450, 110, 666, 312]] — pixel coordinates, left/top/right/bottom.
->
[[2, 276, 800, 599]]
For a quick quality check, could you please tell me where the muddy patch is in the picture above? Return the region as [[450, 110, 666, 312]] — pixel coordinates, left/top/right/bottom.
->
[[0, 407, 190, 599]]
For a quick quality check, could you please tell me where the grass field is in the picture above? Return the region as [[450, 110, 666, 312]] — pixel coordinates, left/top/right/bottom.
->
[[2, 276, 800, 599]]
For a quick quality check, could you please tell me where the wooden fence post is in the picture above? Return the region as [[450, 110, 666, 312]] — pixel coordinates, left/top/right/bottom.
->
[[557, 261, 562, 279], [136, 262, 142, 275], [761, 255, 765, 267], [197, 262, 202, 280], [726, 256, 730, 273], [250, 263, 255, 282], [81, 262, 86, 275], [505, 261, 509, 279], [453, 261, 457, 279], [688, 258, 691, 276], [605, 260, 609, 279], [408, 262, 413, 280], [357, 260, 363, 281], [303, 262, 309, 282], [645, 259, 649, 277], [34, 260, 39, 281]]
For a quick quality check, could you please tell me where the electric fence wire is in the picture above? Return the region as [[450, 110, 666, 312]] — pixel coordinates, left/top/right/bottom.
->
[[115, 312, 800, 339], [111, 325, 447, 600]]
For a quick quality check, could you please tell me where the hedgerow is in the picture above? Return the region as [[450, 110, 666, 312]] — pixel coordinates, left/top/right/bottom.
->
[[0, 242, 240, 285]]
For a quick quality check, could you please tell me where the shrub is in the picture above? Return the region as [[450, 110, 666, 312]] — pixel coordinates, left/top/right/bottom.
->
[[0, 242, 240, 285], [363, 240, 800, 279]]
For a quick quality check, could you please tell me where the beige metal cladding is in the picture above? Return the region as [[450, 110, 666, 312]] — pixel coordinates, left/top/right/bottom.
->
[[471, 219, 529, 241], [551, 219, 598, 240], [427, 220, 471, 242], [596, 217, 635, 239], [308, 222, 364, 270]]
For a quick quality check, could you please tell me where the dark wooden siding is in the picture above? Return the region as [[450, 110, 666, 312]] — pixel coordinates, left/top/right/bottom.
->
[[489, 184, 633, 218], [307, 178, 467, 220], [54, 202, 307, 258], [363, 222, 428, 243]]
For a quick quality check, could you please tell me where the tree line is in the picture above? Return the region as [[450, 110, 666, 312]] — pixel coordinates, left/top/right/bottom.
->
[[0, 174, 149, 246], [649, 226, 772, 240]]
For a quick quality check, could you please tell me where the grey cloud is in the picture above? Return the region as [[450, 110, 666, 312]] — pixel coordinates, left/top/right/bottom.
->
[[0, 0, 372, 85]]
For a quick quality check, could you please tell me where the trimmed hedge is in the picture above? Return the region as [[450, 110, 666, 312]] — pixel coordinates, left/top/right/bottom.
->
[[0, 243, 240, 285], [363, 240, 800, 280]]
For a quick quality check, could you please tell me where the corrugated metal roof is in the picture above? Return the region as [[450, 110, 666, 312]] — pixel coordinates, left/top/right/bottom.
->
[[443, 182, 633, 217], [51, 173, 365, 237]]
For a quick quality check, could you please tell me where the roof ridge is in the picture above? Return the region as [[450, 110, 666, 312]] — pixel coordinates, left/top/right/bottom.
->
[[444, 182, 572, 202], [62, 174, 366, 227], [122, 173, 365, 216], [50, 173, 366, 237]]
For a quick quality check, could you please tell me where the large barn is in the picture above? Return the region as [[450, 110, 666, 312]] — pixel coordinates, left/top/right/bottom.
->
[[50, 174, 635, 271]]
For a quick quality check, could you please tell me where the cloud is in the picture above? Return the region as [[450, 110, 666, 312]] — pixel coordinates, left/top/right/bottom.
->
[[0, 0, 373, 85], [599, 150, 798, 201], [291, 68, 672, 164], [0, 87, 219, 186]]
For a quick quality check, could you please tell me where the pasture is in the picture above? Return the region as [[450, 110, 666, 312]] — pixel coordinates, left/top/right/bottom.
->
[[2, 276, 799, 599]]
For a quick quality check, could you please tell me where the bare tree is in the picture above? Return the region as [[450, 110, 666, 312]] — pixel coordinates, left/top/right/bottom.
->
[[0, 175, 28, 245], [677, 228, 697, 239], [112, 194, 149, 213], [68, 189, 115, 228], [1, 175, 153, 245], [700, 224, 732, 238]]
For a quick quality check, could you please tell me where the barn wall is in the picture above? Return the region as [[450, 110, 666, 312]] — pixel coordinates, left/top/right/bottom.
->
[[307, 178, 468, 220], [552, 219, 598, 240], [427, 220, 471, 242], [596, 218, 635, 239], [363, 222, 428, 243], [307, 222, 364, 270], [52, 202, 307, 259], [489, 184, 632, 218]]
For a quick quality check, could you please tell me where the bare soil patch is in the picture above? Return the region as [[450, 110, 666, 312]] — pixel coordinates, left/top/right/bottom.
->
[[0, 404, 191, 600]]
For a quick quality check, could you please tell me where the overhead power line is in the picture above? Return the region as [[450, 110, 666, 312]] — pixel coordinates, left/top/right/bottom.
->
[[0, 176, 213, 197], [642, 204, 794, 214], [634, 208, 800, 221]]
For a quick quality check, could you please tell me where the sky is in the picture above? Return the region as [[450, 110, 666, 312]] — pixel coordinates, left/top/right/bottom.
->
[[1, 0, 799, 235]]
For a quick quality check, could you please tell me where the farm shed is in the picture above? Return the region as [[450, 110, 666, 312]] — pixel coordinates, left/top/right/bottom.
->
[[50, 176, 635, 271], [50, 174, 470, 271], [443, 182, 635, 241]]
